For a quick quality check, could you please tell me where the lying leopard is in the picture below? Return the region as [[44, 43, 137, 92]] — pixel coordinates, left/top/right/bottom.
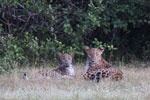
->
[[51, 52, 75, 78], [23, 52, 75, 79]]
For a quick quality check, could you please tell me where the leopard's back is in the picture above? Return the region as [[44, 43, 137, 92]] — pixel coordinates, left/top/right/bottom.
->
[[52, 67, 67, 75], [38, 66, 74, 79]]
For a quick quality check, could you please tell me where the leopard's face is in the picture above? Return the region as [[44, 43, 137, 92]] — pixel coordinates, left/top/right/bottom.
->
[[84, 46, 104, 66], [58, 52, 74, 67]]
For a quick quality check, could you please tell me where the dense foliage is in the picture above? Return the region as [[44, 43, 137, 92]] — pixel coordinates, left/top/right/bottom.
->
[[0, 0, 150, 72]]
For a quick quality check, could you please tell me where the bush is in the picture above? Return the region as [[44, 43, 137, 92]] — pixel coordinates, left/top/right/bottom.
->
[[0, 0, 150, 72], [0, 32, 116, 73]]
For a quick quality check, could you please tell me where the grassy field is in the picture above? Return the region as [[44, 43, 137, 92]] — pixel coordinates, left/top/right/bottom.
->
[[0, 62, 150, 100]]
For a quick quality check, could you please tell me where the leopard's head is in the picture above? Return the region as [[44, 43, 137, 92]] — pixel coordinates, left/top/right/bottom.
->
[[58, 52, 74, 67], [84, 46, 104, 66]]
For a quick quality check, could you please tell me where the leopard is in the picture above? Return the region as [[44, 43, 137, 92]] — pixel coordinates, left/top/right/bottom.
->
[[41, 52, 75, 78], [83, 67, 123, 82], [84, 46, 111, 72], [83, 46, 123, 82], [23, 52, 75, 80]]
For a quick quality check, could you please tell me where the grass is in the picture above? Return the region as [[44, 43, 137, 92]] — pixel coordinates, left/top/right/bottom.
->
[[0, 62, 150, 100]]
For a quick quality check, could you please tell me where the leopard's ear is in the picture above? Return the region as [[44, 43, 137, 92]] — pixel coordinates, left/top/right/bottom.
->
[[84, 46, 90, 52], [70, 52, 74, 58], [57, 52, 62, 58], [100, 47, 104, 52]]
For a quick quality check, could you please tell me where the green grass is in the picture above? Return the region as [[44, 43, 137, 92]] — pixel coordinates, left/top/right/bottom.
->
[[0, 63, 150, 100]]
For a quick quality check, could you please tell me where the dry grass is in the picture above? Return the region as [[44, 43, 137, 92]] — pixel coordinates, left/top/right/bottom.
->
[[0, 63, 150, 100]]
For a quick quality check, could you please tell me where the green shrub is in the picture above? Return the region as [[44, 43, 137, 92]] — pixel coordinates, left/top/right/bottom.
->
[[0, 35, 24, 73], [0, 0, 150, 72], [0, 32, 116, 73]]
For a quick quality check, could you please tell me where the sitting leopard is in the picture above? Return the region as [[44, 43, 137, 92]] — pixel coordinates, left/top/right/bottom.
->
[[83, 46, 123, 82], [23, 52, 75, 80], [83, 67, 123, 82], [84, 46, 111, 72]]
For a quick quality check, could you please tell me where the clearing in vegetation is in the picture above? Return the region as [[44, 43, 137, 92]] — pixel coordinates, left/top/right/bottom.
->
[[0, 63, 150, 100]]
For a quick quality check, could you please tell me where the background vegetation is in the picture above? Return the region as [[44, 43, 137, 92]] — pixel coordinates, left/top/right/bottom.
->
[[0, 0, 150, 72]]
